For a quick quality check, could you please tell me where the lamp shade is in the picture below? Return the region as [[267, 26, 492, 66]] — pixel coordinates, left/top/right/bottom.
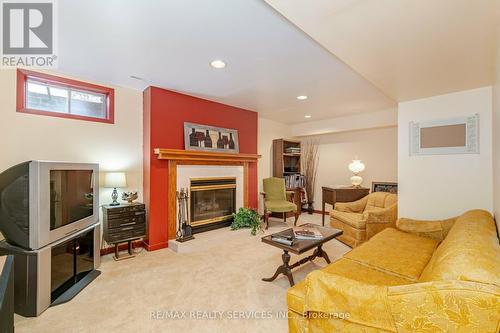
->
[[104, 172, 127, 188], [348, 160, 365, 174]]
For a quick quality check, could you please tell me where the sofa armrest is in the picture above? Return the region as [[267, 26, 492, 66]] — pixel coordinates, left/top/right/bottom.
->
[[396, 216, 457, 241], [388, 280, 500, 333], [334, 196, 368, 213], [304, 270, 396, 332]]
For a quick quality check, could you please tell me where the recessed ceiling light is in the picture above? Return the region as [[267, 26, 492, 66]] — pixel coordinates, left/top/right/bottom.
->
[[297, 95, 308, 100], [210, 60, 226, 69], [304, 115, 312, 119]]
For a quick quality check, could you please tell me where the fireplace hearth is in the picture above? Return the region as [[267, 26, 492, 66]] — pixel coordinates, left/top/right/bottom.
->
[[190, 177, 236, 233]]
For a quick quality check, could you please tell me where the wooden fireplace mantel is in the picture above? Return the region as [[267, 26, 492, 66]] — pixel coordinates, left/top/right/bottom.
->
[[153, 148, 260, 240], [154, 148, 260, 162]]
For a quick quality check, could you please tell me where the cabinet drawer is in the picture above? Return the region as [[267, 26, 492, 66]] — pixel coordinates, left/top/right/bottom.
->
[[107, 216, 145, 229], [105, 227, 146, 243]]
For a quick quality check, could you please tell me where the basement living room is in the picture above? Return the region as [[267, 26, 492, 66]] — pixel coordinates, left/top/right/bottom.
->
[[0, 1, 499, 333]]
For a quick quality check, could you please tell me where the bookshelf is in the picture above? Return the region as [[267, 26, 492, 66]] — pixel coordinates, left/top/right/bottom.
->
[[272, 139, 301, 178], [272, 139, 303, 216]]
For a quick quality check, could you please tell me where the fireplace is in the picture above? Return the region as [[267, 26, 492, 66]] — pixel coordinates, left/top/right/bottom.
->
[[190, 177, 236, 233]]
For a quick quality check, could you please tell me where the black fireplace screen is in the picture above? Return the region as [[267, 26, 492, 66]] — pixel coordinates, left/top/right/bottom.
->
[[190, 177, 236, 226]]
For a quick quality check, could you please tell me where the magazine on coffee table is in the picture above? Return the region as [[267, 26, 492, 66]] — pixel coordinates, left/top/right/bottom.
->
[[292, 226, 323, 240]]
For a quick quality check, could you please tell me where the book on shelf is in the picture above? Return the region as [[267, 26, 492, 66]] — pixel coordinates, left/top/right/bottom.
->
[[284, 174, 305, 189], [284, 147, 301, 154], [292, 226, 323, 240]]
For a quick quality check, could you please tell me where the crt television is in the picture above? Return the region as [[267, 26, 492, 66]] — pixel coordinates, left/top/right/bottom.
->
[[0, 161, 99, 250]]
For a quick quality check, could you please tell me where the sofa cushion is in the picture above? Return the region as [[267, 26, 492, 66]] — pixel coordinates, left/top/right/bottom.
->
[[344, 228, 440, 281], [419, 210, 500, 286], [287, 258, 412, 315], [365, 192, 397, 211], [330, 211, 365, 229]]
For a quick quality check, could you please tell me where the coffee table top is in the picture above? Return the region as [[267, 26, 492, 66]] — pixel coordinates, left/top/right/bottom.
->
[[261, 223, 342, 255]]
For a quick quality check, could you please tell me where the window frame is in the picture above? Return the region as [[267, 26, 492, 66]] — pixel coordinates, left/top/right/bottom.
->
[[16, 69, 115, 124]]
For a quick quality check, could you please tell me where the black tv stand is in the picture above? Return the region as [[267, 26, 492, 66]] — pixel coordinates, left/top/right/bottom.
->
[[0, 223, 101, 317], [51, 270, 100, 306]]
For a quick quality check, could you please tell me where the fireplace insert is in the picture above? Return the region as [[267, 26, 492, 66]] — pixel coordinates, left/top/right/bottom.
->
[[190, 177, 236, 233]]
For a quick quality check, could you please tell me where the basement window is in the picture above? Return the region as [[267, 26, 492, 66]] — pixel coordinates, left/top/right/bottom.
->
[[17, 69, 115, 124]]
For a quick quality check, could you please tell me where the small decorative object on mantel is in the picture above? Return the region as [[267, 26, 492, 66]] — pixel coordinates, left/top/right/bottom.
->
[[348, 159, 365, 187], [104, 172, 127, 206], [176, 188, 194, 242], [301, 139, 320, 214], [184, 122, 239, 153], [372, 182, 398, 194], [121, 191, 138, 203]]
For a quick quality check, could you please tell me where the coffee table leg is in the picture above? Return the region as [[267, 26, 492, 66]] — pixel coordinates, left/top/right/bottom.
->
[[262, 250, 295, 286], [315, 245, 331, 264]]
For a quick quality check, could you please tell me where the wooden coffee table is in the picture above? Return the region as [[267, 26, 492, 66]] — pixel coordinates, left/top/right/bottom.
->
[[261, 223, 343, 286]]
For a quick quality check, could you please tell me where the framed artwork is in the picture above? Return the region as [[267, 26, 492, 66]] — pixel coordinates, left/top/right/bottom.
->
[[409, 114, 479, 156], [372, 182, 398, 194], [184, 122, 239, 153]]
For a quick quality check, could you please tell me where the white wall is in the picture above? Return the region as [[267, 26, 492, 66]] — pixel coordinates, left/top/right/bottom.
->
[[257, 117, 291, 213], [0, 69, 143, 211], [493, 27, 500, 233], [398, 87, 493, 219], [291, 108, 397, 137], [310, 127, 398, 211]]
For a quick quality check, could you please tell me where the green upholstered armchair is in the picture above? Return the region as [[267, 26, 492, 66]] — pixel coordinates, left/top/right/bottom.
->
[[261, 177, 299, 229]]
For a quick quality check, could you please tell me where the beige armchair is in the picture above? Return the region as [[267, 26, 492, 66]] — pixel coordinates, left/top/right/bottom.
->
[[330, 192, 397, 247]]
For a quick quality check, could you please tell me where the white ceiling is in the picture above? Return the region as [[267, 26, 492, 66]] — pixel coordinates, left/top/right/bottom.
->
[[265, 0, 500, 102], [56, 0, 395, 124]]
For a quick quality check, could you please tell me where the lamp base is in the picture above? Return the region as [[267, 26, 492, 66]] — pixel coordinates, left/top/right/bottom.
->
[[350, 175, 363, 187], [110, 188, 120, 206]]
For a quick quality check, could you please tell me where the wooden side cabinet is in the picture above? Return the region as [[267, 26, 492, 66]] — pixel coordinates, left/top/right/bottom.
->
[[321, 187, 370, 226], [102, 203, 146, 260]]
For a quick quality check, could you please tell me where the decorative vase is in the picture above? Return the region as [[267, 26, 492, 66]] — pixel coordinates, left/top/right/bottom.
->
[[307, 201, 314, 214]]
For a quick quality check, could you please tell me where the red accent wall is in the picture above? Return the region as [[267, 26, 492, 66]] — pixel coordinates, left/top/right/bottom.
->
[[143, 86, 258, 250]]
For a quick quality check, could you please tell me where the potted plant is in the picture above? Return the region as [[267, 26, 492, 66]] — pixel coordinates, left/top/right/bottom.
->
[[230, 207, 262, 235], [301, 139, 320, 214]]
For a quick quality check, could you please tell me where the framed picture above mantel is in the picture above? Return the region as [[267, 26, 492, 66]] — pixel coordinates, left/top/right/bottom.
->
[[184, 122, 239, 153]]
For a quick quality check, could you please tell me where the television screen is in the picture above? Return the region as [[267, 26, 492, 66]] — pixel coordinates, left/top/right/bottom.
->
[[50, 170, 94, 230]]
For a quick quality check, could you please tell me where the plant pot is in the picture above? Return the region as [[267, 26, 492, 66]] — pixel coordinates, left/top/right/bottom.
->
[[307, 201, 314, 214]]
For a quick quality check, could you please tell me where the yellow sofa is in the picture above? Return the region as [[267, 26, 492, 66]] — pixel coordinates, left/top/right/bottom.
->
[[287, 210, 500, 333], [330, 192, 398, 247]]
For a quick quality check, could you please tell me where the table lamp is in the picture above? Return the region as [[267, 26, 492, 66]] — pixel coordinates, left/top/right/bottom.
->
[[348, 159, 365, 187], [104, 172, 127, 206]]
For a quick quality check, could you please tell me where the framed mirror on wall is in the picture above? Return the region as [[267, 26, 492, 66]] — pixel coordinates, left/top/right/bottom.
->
[[409, 114, 479, 156]]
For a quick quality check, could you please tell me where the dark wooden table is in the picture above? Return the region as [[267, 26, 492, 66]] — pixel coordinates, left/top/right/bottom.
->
[[321, 186, 370, 226], [261, 223, 342, 286]]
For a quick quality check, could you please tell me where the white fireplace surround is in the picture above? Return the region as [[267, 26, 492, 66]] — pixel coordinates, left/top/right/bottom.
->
[[176, 165, 244, 227]]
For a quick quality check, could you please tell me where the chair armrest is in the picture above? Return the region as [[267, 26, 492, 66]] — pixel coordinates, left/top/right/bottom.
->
[[364, 204, 398, 224], [364, 204, 398, 239], [304, 270, 396, 332], [388, 280, 500, 332], [285, 190, 295, 202], [396, 216, 457, 241], [334, 196, 368, 213]]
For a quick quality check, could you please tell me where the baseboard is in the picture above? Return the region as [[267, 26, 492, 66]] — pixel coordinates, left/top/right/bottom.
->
[[143, 240, 168, 251]]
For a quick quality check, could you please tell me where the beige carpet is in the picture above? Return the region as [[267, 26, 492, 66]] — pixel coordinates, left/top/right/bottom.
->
[[14, 213, 350, 333]]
